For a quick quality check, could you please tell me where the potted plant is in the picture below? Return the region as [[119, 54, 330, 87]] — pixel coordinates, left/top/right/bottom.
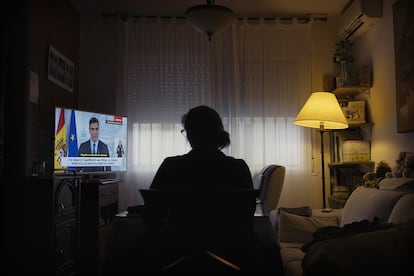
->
[[333, 40, 354, 63], [333, 40, 354, 86]]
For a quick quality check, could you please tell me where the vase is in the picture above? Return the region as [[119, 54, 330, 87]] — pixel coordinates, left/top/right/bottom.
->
[[340, 60, 350, 86]]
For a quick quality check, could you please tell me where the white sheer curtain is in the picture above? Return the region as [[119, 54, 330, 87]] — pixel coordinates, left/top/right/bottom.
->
[[114, 16, 312, 210]]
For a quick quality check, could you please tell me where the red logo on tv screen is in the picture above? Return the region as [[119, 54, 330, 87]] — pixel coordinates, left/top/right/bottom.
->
[[114, 116, 123, 123]]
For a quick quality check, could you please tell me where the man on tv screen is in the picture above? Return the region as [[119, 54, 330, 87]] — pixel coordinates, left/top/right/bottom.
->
[[78, 117, 111, 172]]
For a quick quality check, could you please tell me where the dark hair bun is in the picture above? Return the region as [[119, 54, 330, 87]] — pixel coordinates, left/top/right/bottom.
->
[[182, 105, 230, 149]]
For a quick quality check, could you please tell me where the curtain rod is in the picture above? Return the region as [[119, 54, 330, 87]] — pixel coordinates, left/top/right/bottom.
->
[[101, 13, 328, 23]]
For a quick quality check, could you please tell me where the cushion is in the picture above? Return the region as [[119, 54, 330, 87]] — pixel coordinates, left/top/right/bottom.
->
[[270, 206, 313, 236], [388, 193, 414, 224], [280, 246, 306, 267], [378, 177, 414, 192], [278, 211, 338, 243], [340, 186, 406, 227], [311, 208, 343, 222], [285, 261, 303, 276]]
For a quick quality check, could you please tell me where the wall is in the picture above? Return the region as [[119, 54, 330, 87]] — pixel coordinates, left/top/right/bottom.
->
[[2, 0, 79, 270], [353, 0, 414, 168], [78, 14, 118, 115], [29, 0, 80, 175], [2, 2, 31, 267]]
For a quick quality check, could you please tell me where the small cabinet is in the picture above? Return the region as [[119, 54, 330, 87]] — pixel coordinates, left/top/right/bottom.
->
[[98, 182, 119, 219], [28, 175, 81, 275]]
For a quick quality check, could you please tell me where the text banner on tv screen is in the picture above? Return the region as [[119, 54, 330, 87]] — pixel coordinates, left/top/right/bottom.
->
[[54, 107, 127, 173]]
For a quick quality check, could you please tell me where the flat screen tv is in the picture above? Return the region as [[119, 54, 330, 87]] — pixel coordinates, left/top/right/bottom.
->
[[54, 107, 127, 175]]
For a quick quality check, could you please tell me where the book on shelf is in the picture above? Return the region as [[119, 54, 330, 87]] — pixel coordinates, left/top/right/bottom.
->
[[330, 129, 363, 163], [342, 140, 371, 162]]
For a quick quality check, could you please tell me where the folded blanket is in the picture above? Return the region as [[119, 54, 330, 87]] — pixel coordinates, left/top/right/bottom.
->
[[302, 219, 414, 276]]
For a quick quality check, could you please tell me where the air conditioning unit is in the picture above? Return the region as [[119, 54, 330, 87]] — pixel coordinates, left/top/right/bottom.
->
[[339, 0, 383, 41]]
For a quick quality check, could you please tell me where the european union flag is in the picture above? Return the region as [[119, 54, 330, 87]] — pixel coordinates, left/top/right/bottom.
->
[[68, 110, 78, 157]]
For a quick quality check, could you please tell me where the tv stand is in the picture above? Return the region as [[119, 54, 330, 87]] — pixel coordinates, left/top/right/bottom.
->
[[28, 175, 81, 275], [82, 172, 116, 181], [97, 178, 118, 185]]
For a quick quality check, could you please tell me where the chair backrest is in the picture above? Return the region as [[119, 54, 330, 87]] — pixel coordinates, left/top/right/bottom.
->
[[140, 188, 258, 240], [254, 165, 286, 216]]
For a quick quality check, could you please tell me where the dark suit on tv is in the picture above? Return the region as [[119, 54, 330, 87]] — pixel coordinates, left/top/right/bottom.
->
[[78, 140, 111, 172]]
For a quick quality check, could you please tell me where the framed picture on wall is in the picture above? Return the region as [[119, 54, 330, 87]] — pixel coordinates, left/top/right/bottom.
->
[[47, 45, 74, 93], [393, 0, 414, 132]]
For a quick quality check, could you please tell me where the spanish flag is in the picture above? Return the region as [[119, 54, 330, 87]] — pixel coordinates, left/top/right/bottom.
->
[[54, 108, 67, 169]]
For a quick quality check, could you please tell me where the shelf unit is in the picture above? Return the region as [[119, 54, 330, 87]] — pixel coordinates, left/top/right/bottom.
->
[[328, 86, 374, 208], [328, 161, 375, 208]]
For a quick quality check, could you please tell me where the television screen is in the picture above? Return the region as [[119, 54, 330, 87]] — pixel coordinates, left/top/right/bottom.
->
[[54, 107, 127, 174]]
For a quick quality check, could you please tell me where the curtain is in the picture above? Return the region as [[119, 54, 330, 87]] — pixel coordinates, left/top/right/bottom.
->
[[114, 16, 313, 211]]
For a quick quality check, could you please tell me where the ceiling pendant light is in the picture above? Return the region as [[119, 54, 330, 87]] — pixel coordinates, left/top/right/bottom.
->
[[185, 0, 235, 41]]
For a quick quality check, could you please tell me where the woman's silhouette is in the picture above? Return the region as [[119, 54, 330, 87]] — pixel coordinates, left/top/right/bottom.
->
[[150, 105, 253, 190]]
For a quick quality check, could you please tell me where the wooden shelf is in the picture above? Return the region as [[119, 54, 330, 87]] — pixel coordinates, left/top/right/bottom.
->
[[333, 86, 371, 98], [328, 161, 375, 205], [329, 161, 375, 166], [346, 122, 374, 128]]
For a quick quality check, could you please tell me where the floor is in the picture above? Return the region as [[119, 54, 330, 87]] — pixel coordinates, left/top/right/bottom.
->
[[98, 223, 112, 276]]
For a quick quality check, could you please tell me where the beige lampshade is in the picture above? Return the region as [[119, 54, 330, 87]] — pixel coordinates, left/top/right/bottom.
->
[[294, 92, 349, 130]]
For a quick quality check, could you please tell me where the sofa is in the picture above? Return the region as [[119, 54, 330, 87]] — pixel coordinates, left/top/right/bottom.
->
[[269, 177, 414, 276]]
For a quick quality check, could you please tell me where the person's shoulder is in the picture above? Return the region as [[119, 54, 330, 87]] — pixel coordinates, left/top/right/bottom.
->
[[78, 141, 89, 154], [99, 140, 108, 147], [221, 155, 249, 170], [163, 154, 187, 163], [158, 154, 190, 169], [79, 141, 88, 147], [225, 156, 251, 172], [224, 155, 248, 164]]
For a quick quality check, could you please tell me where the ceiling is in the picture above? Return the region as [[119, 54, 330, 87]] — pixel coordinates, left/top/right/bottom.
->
[[70, 0, 351, 18]]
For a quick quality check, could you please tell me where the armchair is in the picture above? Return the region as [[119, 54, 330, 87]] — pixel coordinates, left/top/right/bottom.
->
[[254, 165, 286, 216]]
